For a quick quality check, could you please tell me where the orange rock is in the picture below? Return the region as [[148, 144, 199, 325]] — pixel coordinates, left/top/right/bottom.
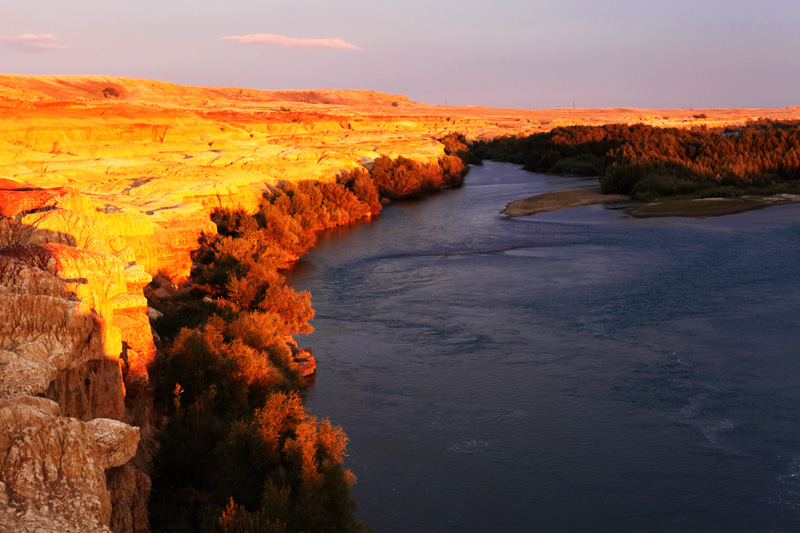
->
[[293, 351, 317, 378], [3, 74, 797, 282], [0, 240, 153, 531], [0, 238, 156, 382], [0, 396, 139, 532], [0, 186, 69, 219], [285, 337, 317, 377], [107, 463, 152, 533], [0, 178, 25, 189], [0, 73, 799, 533]]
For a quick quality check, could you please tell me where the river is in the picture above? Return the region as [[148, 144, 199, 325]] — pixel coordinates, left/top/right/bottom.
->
[[288, 162, 800, 532]]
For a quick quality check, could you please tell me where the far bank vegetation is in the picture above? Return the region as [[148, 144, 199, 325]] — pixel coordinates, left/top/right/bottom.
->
[[473, 120, 800, 201]]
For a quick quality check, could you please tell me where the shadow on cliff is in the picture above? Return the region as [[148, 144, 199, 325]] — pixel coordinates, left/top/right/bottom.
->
[[0, 212, 155, 532]]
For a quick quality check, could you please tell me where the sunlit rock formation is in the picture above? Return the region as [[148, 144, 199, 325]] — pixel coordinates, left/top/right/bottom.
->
[[3, 74, 796, 281], [0, 182, 155, 531], [0, 74, 797, 532], [0, 396, 139, 533]]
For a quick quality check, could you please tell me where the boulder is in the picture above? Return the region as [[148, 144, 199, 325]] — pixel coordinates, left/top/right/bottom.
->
[[0, 396, 140, 532]]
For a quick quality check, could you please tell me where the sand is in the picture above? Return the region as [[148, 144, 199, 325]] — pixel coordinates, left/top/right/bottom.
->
[[502, 188, 800, 219], [501, 186, 630, 217]]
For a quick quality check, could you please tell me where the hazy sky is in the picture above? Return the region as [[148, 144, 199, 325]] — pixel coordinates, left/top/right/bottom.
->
[[2, 0, 799, 109]]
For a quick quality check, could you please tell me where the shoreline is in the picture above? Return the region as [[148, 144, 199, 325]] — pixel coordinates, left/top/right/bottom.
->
[[501, 186, 630, 217], [628, 195, 800, 218], [503, 188, 800, 219]]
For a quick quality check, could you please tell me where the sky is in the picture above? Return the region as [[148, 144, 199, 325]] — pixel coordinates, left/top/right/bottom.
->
[[2, 0, 799, 109]]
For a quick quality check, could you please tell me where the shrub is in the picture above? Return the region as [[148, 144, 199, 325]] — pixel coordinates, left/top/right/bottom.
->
[[151, 138, 475, 532], [337, 168, 381, 214], [548, 153, 604, 176], [477, 121, 800, 201]]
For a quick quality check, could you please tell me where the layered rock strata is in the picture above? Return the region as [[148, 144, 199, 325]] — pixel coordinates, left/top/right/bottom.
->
[[3, 74, 797, 282], [0, 181, 155, 532], [0, 397, 139, 532], [0, 74, 798, 532]]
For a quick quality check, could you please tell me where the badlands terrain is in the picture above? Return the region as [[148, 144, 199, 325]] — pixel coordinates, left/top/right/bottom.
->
[[0, 74, 798, 532]]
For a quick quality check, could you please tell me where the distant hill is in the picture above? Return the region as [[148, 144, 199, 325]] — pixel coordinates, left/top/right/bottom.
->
[[0, 74, 413, 107]]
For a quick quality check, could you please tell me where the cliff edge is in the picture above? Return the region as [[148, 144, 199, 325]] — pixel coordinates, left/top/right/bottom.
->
[[0, 74, 797, 532], [0, 179, 154, 532]]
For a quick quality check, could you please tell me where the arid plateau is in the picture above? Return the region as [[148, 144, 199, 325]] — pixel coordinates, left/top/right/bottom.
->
[[1, 74, 798, 532]]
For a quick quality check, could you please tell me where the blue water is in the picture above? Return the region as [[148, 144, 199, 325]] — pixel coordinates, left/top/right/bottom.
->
[[289, 162, 800, 532]]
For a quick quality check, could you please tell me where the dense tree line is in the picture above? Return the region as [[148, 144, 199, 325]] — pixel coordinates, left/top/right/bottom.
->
[[472, 124, 648, 176], [148, 146, 467, 532], [473, 121, 800, 201], [603, 121, 800, 200]]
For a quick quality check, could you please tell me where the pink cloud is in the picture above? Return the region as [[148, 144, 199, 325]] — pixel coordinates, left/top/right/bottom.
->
[[221, 33, 362, 51], [0, 33, 69, 51]]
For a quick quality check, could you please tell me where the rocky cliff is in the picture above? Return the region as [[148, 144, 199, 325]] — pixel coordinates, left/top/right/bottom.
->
[[3, 74, 797, 281], [0, 74, 797, 532], [0, 178, 154, 532]]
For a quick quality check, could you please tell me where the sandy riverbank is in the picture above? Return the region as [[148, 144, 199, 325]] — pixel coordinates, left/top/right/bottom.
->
[[501, 186, 630, 217], [627, 195, 800, 218], [502, 188, 800, 219]]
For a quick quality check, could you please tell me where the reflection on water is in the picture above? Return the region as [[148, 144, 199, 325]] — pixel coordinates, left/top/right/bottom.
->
[[289, 162, 800, 532]]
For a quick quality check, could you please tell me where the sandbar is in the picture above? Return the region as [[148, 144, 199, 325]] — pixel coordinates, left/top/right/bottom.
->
[[501, 186, 630, 217], [628, 195, 800, 218]]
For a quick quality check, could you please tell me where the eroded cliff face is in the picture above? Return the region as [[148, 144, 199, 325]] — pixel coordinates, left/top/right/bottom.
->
[[0, 180, 155, 532], [0, 397, 140, 532], [4, 74, 796, 283], [0, 74, 798, 532]]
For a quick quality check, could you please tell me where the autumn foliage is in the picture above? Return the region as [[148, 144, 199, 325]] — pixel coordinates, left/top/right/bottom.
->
[[149, 141, 470, 532], [368, 153, 466, 200], [473, 121, 800, 201], [602, 121, 800, 199]]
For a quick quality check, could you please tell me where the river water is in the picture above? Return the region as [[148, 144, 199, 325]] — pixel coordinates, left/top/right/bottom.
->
[[288, 162, 800, 532]]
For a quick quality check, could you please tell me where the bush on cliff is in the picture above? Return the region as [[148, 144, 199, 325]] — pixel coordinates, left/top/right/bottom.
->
[[150, 139, 474, 532], [217, 391, 360, 532], [151, 204, 360, 531], [439, 132, 482, 165], [368, 154, 466, 200], [336, 168, 381, 213]]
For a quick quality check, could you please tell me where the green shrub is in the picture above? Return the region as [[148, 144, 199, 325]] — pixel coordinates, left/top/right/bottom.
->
[[548, 153, 604, 176], [629, 174, 707, 201]]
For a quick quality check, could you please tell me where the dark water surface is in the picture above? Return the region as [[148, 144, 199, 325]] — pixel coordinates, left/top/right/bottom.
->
[[288, 162, 800, 532]]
